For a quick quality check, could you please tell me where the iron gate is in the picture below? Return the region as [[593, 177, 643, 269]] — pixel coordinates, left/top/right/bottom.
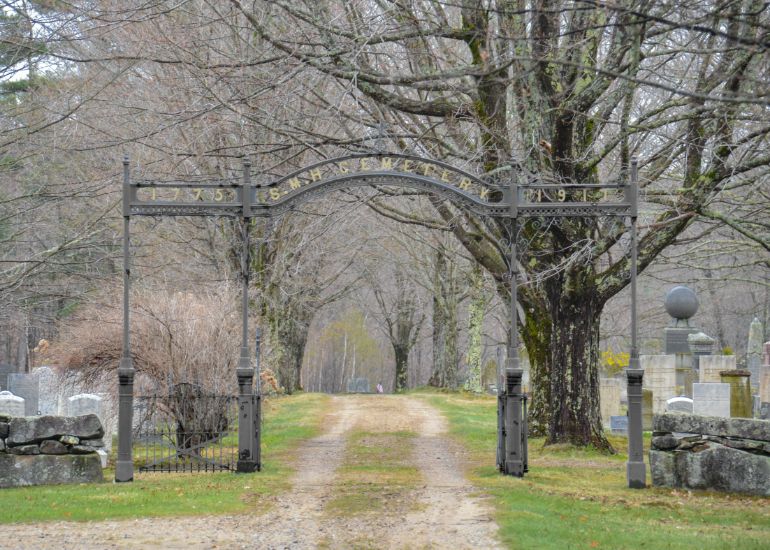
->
[[134, 385, 239, 473]]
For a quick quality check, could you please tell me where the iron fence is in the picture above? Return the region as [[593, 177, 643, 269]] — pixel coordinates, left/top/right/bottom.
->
[[133, 387, 238, 473]]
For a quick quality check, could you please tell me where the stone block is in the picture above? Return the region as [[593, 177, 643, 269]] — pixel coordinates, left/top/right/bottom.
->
[[693, 383, 730, 418], [0, 453, 103, 488], [7, 444, 40, 455], [600, 378, 622, 426], [0, 421, 8, 439], [641, 355, 677, 414], [649, 450, 676, 487], [7, 414, 103, 446], [39, 440, 67, 454], [653, 413, 770, 442], [699, 356, 736, 383]]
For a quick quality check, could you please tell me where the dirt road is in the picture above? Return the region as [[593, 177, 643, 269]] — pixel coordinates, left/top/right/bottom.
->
[[4, 395, 501, 549]]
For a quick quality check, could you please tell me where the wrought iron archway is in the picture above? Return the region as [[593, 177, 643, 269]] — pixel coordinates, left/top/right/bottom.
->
[[116, 153, 644, 489]]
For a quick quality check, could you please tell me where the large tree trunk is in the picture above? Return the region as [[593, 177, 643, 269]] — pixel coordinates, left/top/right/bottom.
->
[[545, 271, 612, 451], [393, 344, 409, 391], [428, 246, 459, 388]]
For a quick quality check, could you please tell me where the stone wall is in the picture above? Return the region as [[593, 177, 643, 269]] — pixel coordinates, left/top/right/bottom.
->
[[0, 413, 104, 488], [649, 413, 770, 496]]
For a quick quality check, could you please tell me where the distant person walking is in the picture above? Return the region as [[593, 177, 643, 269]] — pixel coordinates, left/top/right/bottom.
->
[[376, 383, 383, 394]]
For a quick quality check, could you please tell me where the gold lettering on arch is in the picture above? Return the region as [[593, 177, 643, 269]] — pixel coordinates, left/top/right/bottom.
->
[[380, 157, 393, 169], [458, 178, 471, 191], [289, 178, 302, 190], [479, 187, 490, 200], [338, 160, 350, 173]]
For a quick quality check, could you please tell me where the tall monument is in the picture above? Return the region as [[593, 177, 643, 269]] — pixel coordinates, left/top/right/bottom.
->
[[663, 286, 699, 396]]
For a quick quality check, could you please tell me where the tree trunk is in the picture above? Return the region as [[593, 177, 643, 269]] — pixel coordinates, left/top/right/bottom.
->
[[393, 345, 409, 391], [464, 264, 485, 392], [428, 246, 459, 388], [521, 308, 552, 437], [545, 272, 612, 451]]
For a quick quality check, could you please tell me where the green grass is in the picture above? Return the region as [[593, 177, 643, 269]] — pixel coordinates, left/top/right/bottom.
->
[[417, 391, 770, 550], [325, 430, 421, 517], [0, 393, 330, 523]]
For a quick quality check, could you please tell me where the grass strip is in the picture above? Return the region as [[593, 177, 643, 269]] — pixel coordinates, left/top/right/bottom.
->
[[418, 391, 770, 550], [0, 392, 330, 523], [324, 430, 421, 517]]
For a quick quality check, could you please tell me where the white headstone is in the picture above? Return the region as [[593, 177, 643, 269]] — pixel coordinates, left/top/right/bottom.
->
[[600, 378, 622, 426], [699, 355, 736, 383], [693, 383, 730, 418], [8, 372, 39, 416], [68, 393, 103, 417], [666, 396, 694, 413], [641, 355, 677, 414], [0, 390, 25, 417], [34, 366, 59, 416], [68, 393, 112, 452]]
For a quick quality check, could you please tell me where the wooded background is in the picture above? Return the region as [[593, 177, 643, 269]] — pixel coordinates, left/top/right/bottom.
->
[[1, 1, 767, 447]]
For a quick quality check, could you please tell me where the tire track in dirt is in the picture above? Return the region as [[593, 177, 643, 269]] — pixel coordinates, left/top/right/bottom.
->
[[1, 395, 500, 549]]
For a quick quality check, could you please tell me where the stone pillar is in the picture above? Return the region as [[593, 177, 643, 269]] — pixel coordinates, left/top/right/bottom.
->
[[663, 287, 699, 395], [759, 342, 770, 405], [746, 318, 763, 392], [720, 370, 752, 418]]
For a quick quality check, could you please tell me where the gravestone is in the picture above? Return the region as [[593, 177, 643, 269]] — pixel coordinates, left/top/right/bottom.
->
[[8, 373, 39, 416], [642, 389, 654, 431], [753, 395, 761, 418], [599, 378, 622, 426], [666, 396, 694, 413], [610, 415, 628, 435], [699, 355, 736, 383], [345, 378, 370, 393], [0, 391, 25, 417], [760, 403, 770, 421], [641, 355, 676, 414], [720, 370, 752, 418], [68, 393, 112, 452], [68, 394, 103, 417], [761, 369, 770, 404], [688, 332, 714, 394], [0, 363, 15, 392], [692, 383, 730, 418], [760, 342, 770, 404], [34, 366, 59, 416], [663, 287, 699, 394], [746, 318, 763, 392]]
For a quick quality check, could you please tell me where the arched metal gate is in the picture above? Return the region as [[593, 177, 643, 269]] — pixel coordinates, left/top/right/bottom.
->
[[116, 152, 644, 488]]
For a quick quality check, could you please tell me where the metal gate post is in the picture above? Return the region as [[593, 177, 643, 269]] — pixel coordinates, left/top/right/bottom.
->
[[116, 156, 135, 483], [253, 327, 262, 471], [236, 159, 258, 473], [497, 391, 505, 471], [504, 368, 525, 476], [626, 158, 646, 488]]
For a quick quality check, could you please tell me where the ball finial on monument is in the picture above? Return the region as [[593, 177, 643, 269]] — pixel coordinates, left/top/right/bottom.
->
[[664, 286, 699, 325]]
